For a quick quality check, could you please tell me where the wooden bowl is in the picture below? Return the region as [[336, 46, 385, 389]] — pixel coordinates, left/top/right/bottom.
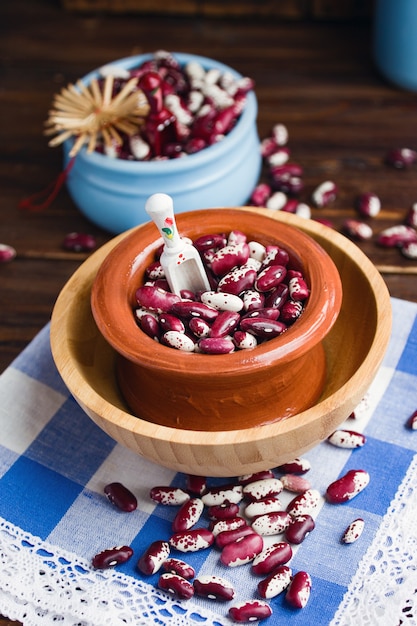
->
[[50, 209, 392, 477], [90, 208, 342, 431]]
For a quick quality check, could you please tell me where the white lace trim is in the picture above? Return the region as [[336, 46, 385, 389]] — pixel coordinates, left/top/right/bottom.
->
[[330, 454, 417, 626], [0, 520, 227, 626]]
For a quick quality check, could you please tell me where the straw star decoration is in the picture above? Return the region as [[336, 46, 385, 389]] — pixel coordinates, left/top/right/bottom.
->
[[44, 74, 150, 157]]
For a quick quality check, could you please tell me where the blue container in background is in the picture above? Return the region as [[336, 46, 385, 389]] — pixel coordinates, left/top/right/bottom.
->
[[373, 0, 417, 91], [63, 53, 261, 234]]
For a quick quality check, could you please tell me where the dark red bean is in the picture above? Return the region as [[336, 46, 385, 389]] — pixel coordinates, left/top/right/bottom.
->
[[104, 482, 137, 512], [92, 545, 133, 569], [158, 572, 195, 599]]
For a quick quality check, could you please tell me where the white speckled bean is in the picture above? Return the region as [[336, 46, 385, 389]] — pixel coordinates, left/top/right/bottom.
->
[[210, 516, 247, 536], [172, 498, 204, 532], [193, 575, 235, 601], [158, 572, 195, 599], [229, 599, 272, 622], [243, 478, 284, 502], [326, 469, 370, 504], [251, 541, 293, 576], [150, 486, 190, 506], [169, 528, 214, 552], [162, 330, 195, 352], [202, 484, 244, 507], [285, 571, 312, 608], [341, 518, 365, 544], [251, 511, 292, 536], [137, 540, 170, 575], [244, 497, 282, 519], [200, 290, 244, 312], [286, 489, 321, 517], [257, 565, 292, 599], [327, 429, 366, 449]]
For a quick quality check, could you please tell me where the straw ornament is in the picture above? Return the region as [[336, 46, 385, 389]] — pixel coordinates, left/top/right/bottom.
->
[[44, 74, 150, 157]]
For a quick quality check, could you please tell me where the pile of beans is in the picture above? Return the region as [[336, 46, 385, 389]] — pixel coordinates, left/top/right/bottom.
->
[[250, 124, 417, 261], [134, 230, 309, 354], [89, 402, 417, 621], [97, 49, 254, 161]]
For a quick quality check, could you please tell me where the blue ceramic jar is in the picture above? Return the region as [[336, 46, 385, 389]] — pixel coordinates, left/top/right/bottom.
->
[[63, 53, 261, 234]]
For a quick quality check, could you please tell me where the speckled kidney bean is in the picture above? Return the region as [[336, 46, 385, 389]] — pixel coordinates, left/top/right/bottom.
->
[[217, 265, 257, 295], [286, 489, 320, 517], [158, 572, 195, 599], [162, 330, 196, 352], [241, 289, 265, 311], [220, 532, 264, 566], [257, 565, 292, 599], [92, 545, 134, 569], [266, 190, 288, 210], [377, 224, 417, 247], [284, 514, 315, 544], [254, 265, 287, 292], [149, 486, 190, 506], [188, 317, 211, 338], [193, 575, 235, 601], [251, 511, 292, 536], [136, 285, 181, 313], [239, 470, 275, 484], [215, 525, 255, 549], [242, 477, 283, 502], [244, 497, 283, 519], [210, 242, 250, 276], [276, 457, 311, 474], [210, 515, 247, 536], [169, 528, 214, 552], [311, 180, 337, 207], [327, 429, 366, 449], [250, 182, 272, 206], [104, 482, 137, 512], [341, 518, 365, 544], [326, 469, 370, 504], [229, 599, 272, 622], [280, 474, 311, 493], [145, 260, 165, 280], [137, 540, 170, 575], [201, 484, 243, 506], [251, 541, 293, 576], [288, 275, 309, 301], [285, 571, 312, 608], [172, 497, 204, 532], [242, 307, 281, 321], [263, 245, 289, 268], [200, 290, 244, 312], [162, 557, 195, 579], [279, 299, 304, 324], [233, 330, 258, 349]]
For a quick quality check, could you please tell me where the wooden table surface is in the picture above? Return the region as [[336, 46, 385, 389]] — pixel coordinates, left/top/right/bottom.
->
[[1, 1, 417, 623]]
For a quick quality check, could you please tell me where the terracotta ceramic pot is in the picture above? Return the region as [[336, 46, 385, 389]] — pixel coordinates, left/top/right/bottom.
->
[[91, 208, 342, 431]]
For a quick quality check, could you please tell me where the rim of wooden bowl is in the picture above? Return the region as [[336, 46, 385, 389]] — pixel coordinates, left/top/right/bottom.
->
[[50, 208, 392, 476]]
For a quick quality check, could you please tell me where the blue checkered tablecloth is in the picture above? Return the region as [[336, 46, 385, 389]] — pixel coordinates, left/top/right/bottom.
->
[[1, 297, 417, 625]]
